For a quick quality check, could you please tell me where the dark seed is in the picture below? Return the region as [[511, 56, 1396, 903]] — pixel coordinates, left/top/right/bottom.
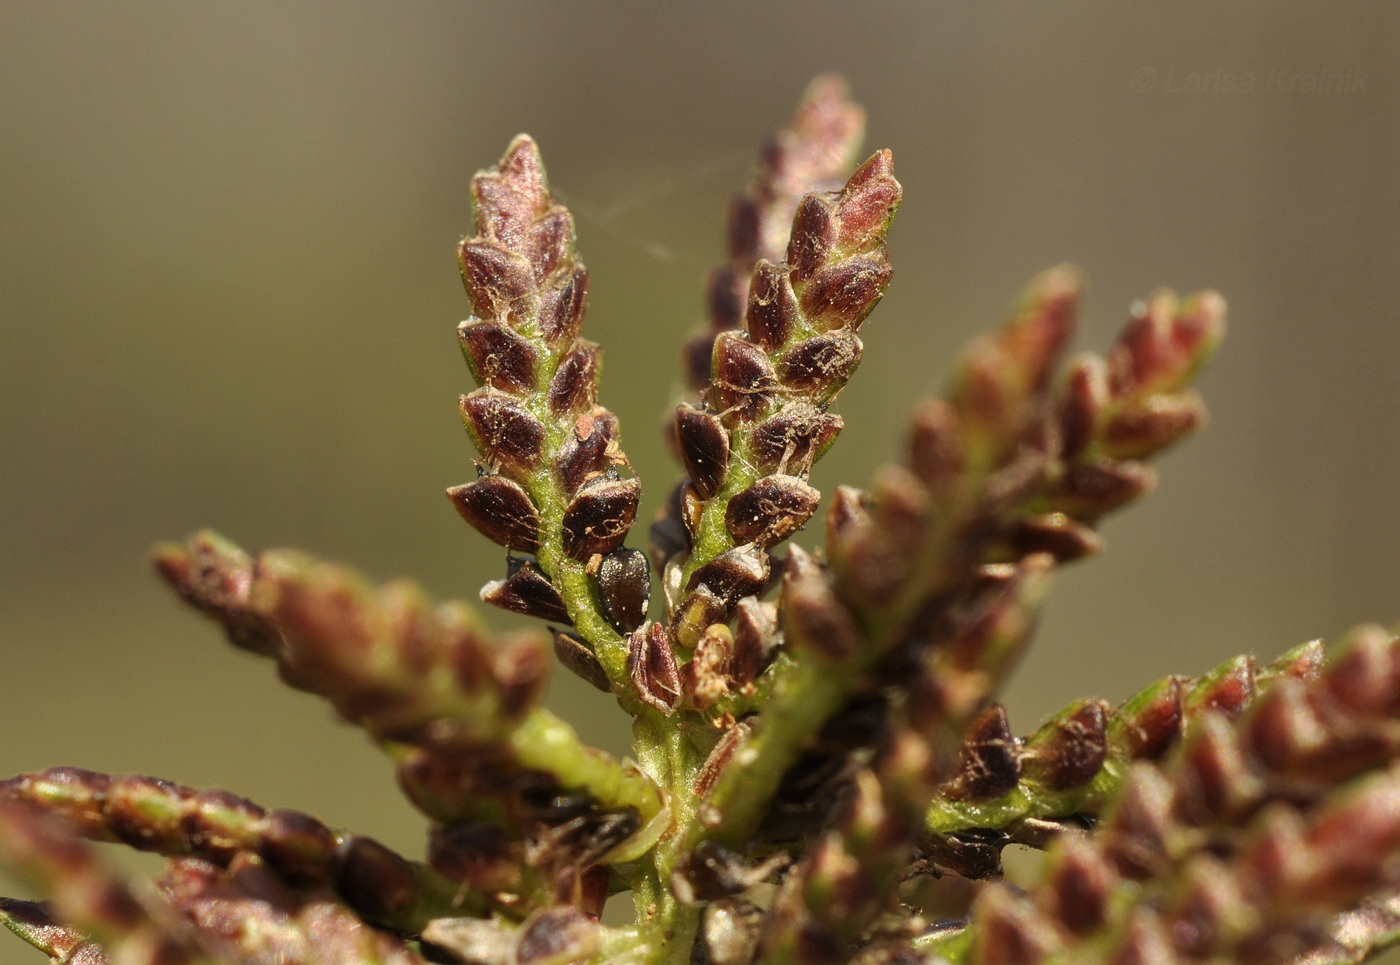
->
[[1185, 655, 1255, 721], [555, 410, 618, 496], [1058, 357, 1107, 461], [536, 264, 589, 345], [683, 331, 719, 393], [472, 170, 531, 242], [1023, 699, 1109, 792], [649, 481, 691, 573], [726, 195, 762, 262], [260, 808, 339, 885], [336, 835, 419, 921], [1044, 837, 1116, 937], [1175, 716, 1251, 822], [1048, 459, 1156, 520], [446, 476, 541, 552], [457, 241, 535, 323], [428, 821, 520, 893], [186, 788, 266, 861], [797, 257, 891, 329], [1113, 676, 1185, 762], [1245, 679, 1316, 773], [473, 136, 545, 235], [685, 544, 770, 603], [778, 330, 863, 394], [786, 194, 837, 282], [104, 774, 192, 853], [1102, 394, 1206, 461], [442, 617, 490, 693], [708, 263, 745, 333], [711, 333, 780, 420], [597, 548, 651, 634], [908, 399, 965, 496], [576, 864, 611, 919], [1324, 628, 1397, 717], [553, 631, 612, 693], [1006, 512, 1103, 563], [9, 767, 111, 838], [1103, 769, 1174, 879], [750, 404, 843, 475], [459, 390, 546, 476], [561, 478, 640, 560], [516, 907, 598, 965], [946, 704, 1022, 803], [481, 561, 571, 624], [458, 317, 538, 393], [781, 546, 860, 660], [725, 474, 820, 547], [493, 636, 550, 718], [548, 341, 600, 416], [524, 209, 573, 282], [833, 150, 901, 249], [732, 597, 778, 687], [824, 485, 868, 557], [745, 259, 799, 350], [675, 405, 730, 500]]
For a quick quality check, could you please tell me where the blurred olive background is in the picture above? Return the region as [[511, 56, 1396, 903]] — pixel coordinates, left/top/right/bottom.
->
[[3, 1, 1398, 906]]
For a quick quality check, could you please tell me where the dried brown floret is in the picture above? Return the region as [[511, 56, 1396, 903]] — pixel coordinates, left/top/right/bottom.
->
[[628, 623, 682, 714]]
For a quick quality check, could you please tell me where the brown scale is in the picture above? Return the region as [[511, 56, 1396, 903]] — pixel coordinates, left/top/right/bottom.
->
[[446, 475, 541, 553], [552, 631, 611, 693], [560, 477, 640, 561], [481, 559, 571, 625], [724, 474, 821, 548]]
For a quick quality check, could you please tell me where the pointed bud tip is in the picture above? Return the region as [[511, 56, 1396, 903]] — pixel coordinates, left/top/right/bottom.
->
[[499, 133, 544, 179], [853, 148, 895, 182]]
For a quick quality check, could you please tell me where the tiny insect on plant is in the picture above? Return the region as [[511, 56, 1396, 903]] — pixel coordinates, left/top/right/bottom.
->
[[4, 75, 1400, 965]]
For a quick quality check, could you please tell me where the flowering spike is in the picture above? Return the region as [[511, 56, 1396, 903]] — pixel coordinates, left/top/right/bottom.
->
[[150, 532, 666, 894], [666, 142, 901, 652], [450, 134, 647, 704]]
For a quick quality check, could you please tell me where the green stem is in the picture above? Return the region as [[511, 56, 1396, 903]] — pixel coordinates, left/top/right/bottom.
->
[[629, 712, 704, 965], [508, 710, 666, 845], [676, 424, 762, 596], [671, 657, 848, 854]]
